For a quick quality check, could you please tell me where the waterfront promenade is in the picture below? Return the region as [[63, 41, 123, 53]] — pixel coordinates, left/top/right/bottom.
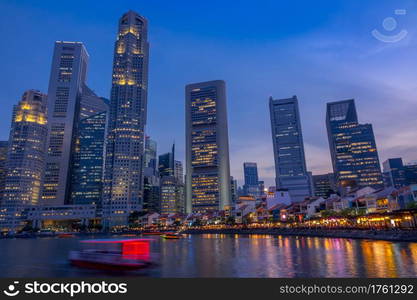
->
[[183, 228, 417, 242]]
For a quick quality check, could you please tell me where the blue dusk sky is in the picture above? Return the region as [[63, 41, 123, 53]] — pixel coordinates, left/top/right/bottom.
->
[[1, 0, 417, 187]]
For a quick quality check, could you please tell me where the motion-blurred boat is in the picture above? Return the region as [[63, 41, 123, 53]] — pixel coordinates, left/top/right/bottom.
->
[[69, 239, 153, 271], [161, 233, 181, 239]]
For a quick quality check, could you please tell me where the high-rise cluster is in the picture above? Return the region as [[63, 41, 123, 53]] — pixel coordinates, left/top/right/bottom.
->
[[0, 8, 410, 233]]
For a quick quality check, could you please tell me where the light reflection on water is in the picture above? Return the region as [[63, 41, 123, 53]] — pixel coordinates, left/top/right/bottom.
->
[[0, 234, 416, 277]]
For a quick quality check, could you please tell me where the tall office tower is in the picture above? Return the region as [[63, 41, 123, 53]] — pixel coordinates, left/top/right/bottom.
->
[[185, 80, 231, 213], [312, 173, 336, 198], [326, 99, 383, 191], [258, 181, 265, 196], [383, 158, 407, 189], [160, 176, 183, 214], [143, 176, 160, 213], [143, 136, 159, 213], [42, 41, 107, 205], [404, 163, 417, 185], [2, 90, 48, 230], [243, 162, 260, 197], [0, 141, 8, 206], [174, 160, 185, 212], [174, 160, 184, 184], [70, 111, 107, 205], [230, 177, 238, 208], [269, 96, 312, 202], [158, 144, 175, 177], [144, 136, 157, 177], [103, 11, 149, 225]]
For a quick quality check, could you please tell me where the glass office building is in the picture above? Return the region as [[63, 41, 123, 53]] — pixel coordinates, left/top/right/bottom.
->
[[269, 96, 312, 202], [326, 99, 383, 191], [185, 80, 231, 213]]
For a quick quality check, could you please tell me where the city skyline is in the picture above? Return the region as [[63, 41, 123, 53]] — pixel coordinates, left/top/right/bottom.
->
[[1, 1, 417, 187]]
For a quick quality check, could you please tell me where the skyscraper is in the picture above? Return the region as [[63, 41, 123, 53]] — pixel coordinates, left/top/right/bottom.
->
[[243, 162, 260, 197], [160, 176, 183, 214], [143, 136, 159, 213], [269, 96, 312, 202], [383, 158, 406, 189], [42, 41, 107, 205], [404, 163, 417, 185], [103, 11, 149, 225], [326, 99, 383, 191], [0, 141, 8, 206], [143, 176, 160, 213], [174, 160, 184, 184], [185, 80, 231, 213], [70, 111, 108, 205], [2, 90, 48, 230], [158, 144, 175, 178], [312, 173, 336, 198], [144, 136, 157, 177]]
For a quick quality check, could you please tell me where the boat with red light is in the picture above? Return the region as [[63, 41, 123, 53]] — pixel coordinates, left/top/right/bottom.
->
[[69, 239, 153, 271]]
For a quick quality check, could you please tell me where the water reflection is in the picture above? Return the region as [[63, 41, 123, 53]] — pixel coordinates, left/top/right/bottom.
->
[[0, 235, 416, 277]]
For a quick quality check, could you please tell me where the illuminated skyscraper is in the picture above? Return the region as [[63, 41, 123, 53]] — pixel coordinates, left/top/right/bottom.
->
[[1, 90, 48, 230], [70, 111, 107, 205], [243, 162, 260, 197], [174, 160, 184, 184], [103, 11, 149, 225], [144, 136, 157, 177], [185, 80, 231, 213], [269, 96, 312, 202], [143, 136, 159, 213], [42, 41, 107, 205], [326, 99, 383, 191], [158, 144, 175, 178], [382, 158, 406, 189], [160, 176, 183, 214], [0, 141, 8, 206], [312, 173, 336, 198]]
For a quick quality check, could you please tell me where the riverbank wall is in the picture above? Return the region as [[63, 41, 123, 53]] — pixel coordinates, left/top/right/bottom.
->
[[183, 228, 417, 242]]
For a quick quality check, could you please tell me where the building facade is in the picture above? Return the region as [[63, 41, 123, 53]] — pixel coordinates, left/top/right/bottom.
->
[[160, 176, 183, 214], [404, 164, 417, 186], [174, 160, 183, 184], [144, 136, 157, 177], [383, 158, 407, 189], [326, 99, 383, 192], [383, 158, 417, 188], [269, 96, 312, 202], [185, 80, 231, 213], [143, 176, 160, 213], [158, 144, 175, 178], [312, 173, 336, 198], [1, 90, 48, 230], [103, 11, 149, 225], [42, 41, 89, 205], [243, 162, 260, 197], [0, 141, 8, 206], [42, 41, 106, 206], [70, 111, 107, 205]]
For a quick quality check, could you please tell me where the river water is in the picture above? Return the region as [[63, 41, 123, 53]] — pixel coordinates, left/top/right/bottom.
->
[[0, 234, 416, 277]]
